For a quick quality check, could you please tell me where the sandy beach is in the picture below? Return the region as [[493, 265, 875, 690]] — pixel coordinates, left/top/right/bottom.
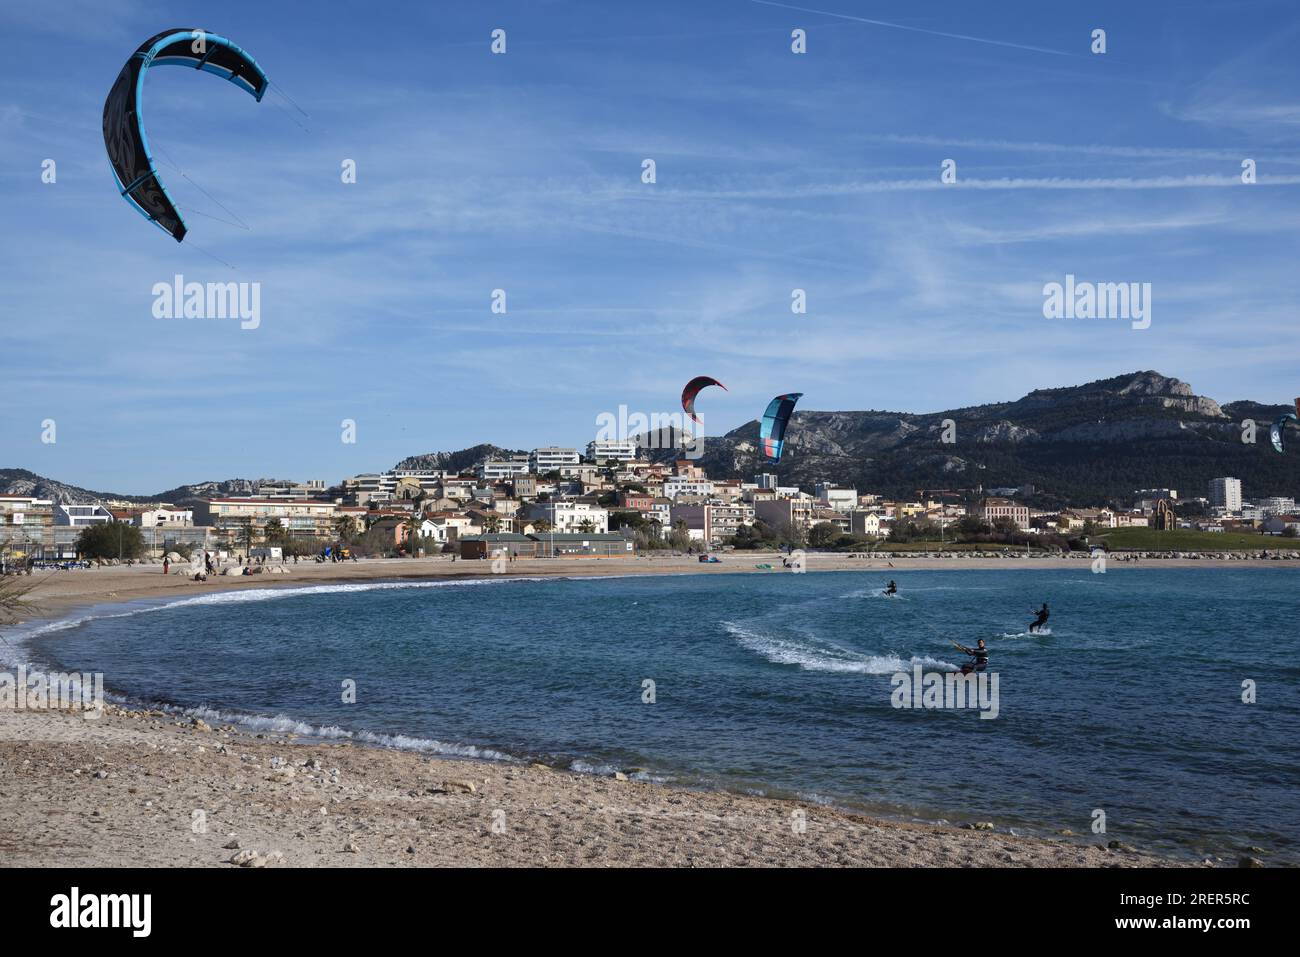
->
[[0, 703, 1186, 868], [0, 556, 1278, 868]]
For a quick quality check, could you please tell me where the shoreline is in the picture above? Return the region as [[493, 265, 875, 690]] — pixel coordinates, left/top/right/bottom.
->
[[13, 551, 1299, 623], [2, 558, 1278, 868]]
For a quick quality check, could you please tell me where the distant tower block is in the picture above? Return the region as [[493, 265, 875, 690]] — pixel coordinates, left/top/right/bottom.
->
[[1154, 498, 1176, 531]]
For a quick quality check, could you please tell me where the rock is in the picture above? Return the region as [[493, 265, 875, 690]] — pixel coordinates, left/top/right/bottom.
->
[[446, 780, 477, 794], [344, 842, 360, 853], [1239, 856, 1264, 868], [94, 770, 109, 779], [191, 718, 212, 732], [223, 839, 240, 850], [612, 772, 628, 782], [962, 822, 995, 830], [229, 849, 261, 867]]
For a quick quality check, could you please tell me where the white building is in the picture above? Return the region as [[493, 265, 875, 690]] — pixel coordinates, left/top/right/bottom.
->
[[815, 483, 858, 512], [1257, 496, 1296, 515], [529, 447, 581, 474], [526, 501, 609, 533], [662, 475, 715, 501], [134, 507, 193, 528], [1209, 477, 1242, 512], [476, 456, 531, 480], [586, 440, 638, 463], [53, 503, 114, 527]]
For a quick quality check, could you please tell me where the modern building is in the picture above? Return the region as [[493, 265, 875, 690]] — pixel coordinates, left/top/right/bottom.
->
[[585, 440, 639, 463], [815, 483, 858, 512], [476, 456, 531, 480], [0, 496, 54, 555], [669, 502, 754, 545], [529, 447, 581, 474], [753, 497, 816, 532], [53, 503, 114, 527], [193, 498, 339, 545], [1209, 477, 1242, 512]]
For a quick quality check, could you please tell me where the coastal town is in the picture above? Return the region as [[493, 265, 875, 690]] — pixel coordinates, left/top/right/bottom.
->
[[2, 441, 1296, 568]]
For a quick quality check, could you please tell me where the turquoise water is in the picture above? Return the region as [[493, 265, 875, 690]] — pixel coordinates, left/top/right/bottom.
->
[[26, 568, 1300, 862]]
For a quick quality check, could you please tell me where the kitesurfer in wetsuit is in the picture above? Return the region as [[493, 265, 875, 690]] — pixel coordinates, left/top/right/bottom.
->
[[954, 639, 988, 675], [885, 580, 898, 596], [1029, 602, 1049, 633]]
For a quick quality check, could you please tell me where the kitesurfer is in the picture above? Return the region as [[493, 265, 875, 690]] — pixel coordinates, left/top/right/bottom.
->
[[953, 639, 988, 675], [1029, 602, 1050, 634], [884, 580, 898, 596]]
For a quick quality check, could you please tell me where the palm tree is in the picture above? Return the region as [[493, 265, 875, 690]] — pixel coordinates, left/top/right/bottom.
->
[[577, 518, 596, 534], [334, 515, 356, 542], [533, 519, 553, 534], [264, 518, 286, 544], [483, 514, 502, 533]]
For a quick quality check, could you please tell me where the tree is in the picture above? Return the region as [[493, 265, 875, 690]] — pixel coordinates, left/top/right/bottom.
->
[[482, 514, 502, 533], [76, 521, 144, 560], [334, 515, 358, 542], [237, 519, 256, 554], [577, 518, 597, 534], [264, 518, 286, 544], [808, 522, 839, 549], [669, 519, 692, 552], [533, 519, 553, 534], [0, 574, 37, 625]]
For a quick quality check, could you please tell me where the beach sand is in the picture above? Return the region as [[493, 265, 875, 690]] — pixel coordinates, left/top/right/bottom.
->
[[0, 705, 1182, 868], [1, 555, 1262, 868]]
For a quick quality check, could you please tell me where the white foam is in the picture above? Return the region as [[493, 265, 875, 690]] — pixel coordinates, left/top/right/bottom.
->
[[722, 621, 956, 674]]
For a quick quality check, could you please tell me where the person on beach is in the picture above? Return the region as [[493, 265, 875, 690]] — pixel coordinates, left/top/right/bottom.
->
[[1029, 603, 1050, 633], [954, 639, 988, 675]]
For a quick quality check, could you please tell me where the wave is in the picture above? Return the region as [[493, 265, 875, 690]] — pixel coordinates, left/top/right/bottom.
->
[[2, 575, 559, 665], [721, 621, 956, 674], [176, 703, 515, 762]]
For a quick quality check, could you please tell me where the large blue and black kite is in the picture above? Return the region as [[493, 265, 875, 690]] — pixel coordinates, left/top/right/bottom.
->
[[103, 28, 268, 242]]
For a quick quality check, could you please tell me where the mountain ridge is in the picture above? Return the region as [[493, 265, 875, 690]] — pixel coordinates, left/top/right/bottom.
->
[[4, 372, 1295, 506]]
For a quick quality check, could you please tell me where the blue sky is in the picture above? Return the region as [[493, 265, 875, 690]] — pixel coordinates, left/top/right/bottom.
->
[[2, 0, 1298, 493]]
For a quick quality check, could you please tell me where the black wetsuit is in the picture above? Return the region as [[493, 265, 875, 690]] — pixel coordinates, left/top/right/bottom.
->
[[885, 582, 897, 595], [957, 643, 988, 674], [1030, 605, 1049, 632]]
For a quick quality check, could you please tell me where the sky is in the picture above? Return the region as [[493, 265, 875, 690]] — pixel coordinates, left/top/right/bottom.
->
[[2, 0, 1298, 494]]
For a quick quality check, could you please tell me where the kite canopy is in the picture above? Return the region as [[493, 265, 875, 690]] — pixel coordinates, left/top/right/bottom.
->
[[103, 28, 268, 242], [1270, 412, 1298, 453], [681, 376, 727, 425], [759, 393, 802, 463]]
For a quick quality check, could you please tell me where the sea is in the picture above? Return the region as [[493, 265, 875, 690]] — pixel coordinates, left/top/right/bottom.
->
[[13, 566, 1300, 863]]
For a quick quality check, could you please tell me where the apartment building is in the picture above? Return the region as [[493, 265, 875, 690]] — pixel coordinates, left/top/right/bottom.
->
[[193, 498, 339, 544], [976, 497, 1031, 531]]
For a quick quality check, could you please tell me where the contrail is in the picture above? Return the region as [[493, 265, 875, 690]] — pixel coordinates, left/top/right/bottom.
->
[[747, 0, 1073, 57], [663, 173, 1300, 199]]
